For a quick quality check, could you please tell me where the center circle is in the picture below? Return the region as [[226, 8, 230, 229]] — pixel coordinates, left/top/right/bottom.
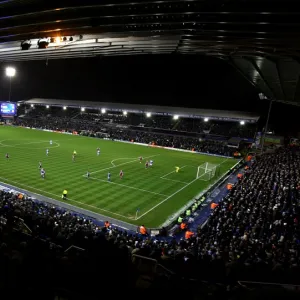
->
[[0, 139, 60, 149]]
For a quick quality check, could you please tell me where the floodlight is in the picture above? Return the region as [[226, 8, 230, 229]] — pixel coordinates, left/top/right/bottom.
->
[[173, 115, 179, 120], [146, 112, 151, 117], [81, 107, 85, 112], [101, 108, 106, 113], [123, 111, 127, 116], [55, 36, 61, 44], [17, 103, 20, 106], [204, 117, 209, 122], [240, 120, 245, 125], [6, 67, 16, 77], [46, 105, 49, 108], [31, 104, 34, 107], [63, 106, 67, 110]]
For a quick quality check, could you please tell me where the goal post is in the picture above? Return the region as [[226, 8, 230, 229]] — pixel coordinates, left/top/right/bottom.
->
[[196, 162, 218, 181]]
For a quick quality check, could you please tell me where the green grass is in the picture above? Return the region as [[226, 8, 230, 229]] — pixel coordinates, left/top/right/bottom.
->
[[0, 126, 237, 227]]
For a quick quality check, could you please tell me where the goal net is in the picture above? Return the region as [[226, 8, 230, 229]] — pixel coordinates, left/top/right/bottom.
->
[[196, 162, 218, 181]]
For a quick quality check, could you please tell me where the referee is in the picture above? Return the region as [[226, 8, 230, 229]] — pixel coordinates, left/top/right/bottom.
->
[[62, 189, 68, 200]]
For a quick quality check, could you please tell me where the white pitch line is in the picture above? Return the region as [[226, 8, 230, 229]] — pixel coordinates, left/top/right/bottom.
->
[[136, 172, 206, 220], [0, 176, 130, 219], [0, 140, 60, 149], [160, 165, 187, 179], [3, 140, 51, 146], [160, 177, 188, 184], [136, 158, 229, 220], [110, 157, 137, 167], [89, 154, 160, 175], [89, 176, 168, 197]]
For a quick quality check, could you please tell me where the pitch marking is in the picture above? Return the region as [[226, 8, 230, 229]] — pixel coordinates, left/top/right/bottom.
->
[[160, 165, 187, 179], [0, 140, 60, 149], [160, 177, 188, 184], [0, 176, 130, 219], [110, 157, 139, 167], [136, 158, 229, 220], [88, 154, 160, 175], [89, 176, 168, 197]]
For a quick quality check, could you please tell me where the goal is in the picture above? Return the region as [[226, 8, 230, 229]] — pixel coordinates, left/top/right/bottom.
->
[[196, 162, 218, 181]]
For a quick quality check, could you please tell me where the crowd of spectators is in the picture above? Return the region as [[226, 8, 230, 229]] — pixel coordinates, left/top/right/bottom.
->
[[108, 129, 231, 156], [19, 105, 256, 138], [14, 115, 233, 156], [1, 147, 300, 293]]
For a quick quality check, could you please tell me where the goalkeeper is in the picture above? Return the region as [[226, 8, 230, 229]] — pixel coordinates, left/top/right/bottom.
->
[[175, 166, 180, 173]]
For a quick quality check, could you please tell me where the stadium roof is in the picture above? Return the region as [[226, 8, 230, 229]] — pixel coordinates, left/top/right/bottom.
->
[[19, 98, 259, 122], [1, 0, 300, 106]]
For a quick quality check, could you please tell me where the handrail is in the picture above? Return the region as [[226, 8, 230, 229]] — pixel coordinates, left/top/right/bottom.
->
[[64, 245, 85, 253], [156, 263, 175, 275], [238, 281, 300, 289], [132, 254, 157, 263]]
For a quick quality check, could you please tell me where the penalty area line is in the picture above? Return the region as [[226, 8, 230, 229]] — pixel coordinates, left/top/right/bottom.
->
[[110, 157, 139, 167], [89, 176, 168, 197], [136, 171, 207, 220], [88, 154, 160, 175], [160, 165, 187, 179], [160, 177, 189, 184]]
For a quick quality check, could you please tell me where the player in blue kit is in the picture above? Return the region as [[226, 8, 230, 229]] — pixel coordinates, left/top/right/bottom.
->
[[40, 168, 45, 179]]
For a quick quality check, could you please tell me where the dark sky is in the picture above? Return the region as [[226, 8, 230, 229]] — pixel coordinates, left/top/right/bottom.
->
[[0, 55, 257, 109], [0, 54, 299, 133]]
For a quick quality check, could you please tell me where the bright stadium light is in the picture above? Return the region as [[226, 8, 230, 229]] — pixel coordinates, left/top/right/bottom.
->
[[6, 67, 16, 77], [101, 108, 106, 113], [55, 36, 61, 44], [81, 107, 85, 112], [146, 112, 151, 117], [31, 104, 34, 107], [5, 67, 16, 101], [173, 115, 179, 120], [63, 106, 67, 110], [204, 117, 209, 122], [46, 105, 49, 108], [17, 103, 20, 106], [240, 120, 245, 125], [123, 111, 127, 116]]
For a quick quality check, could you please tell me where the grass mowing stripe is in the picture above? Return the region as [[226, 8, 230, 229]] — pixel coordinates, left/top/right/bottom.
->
[[0, 127, 237, 226]]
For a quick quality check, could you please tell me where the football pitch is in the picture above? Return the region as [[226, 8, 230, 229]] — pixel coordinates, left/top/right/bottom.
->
[[0, 127, 237, 227]]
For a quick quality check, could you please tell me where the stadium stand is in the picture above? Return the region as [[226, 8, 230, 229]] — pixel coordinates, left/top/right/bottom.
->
[[1, 146, 300, 297], [13, 104, 257, 157], [17, 104, 257, 138]]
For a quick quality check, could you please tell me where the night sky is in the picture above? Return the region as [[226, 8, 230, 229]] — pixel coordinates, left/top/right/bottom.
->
[[0, 55, 257, 109], [0, 55, 299, 132]]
